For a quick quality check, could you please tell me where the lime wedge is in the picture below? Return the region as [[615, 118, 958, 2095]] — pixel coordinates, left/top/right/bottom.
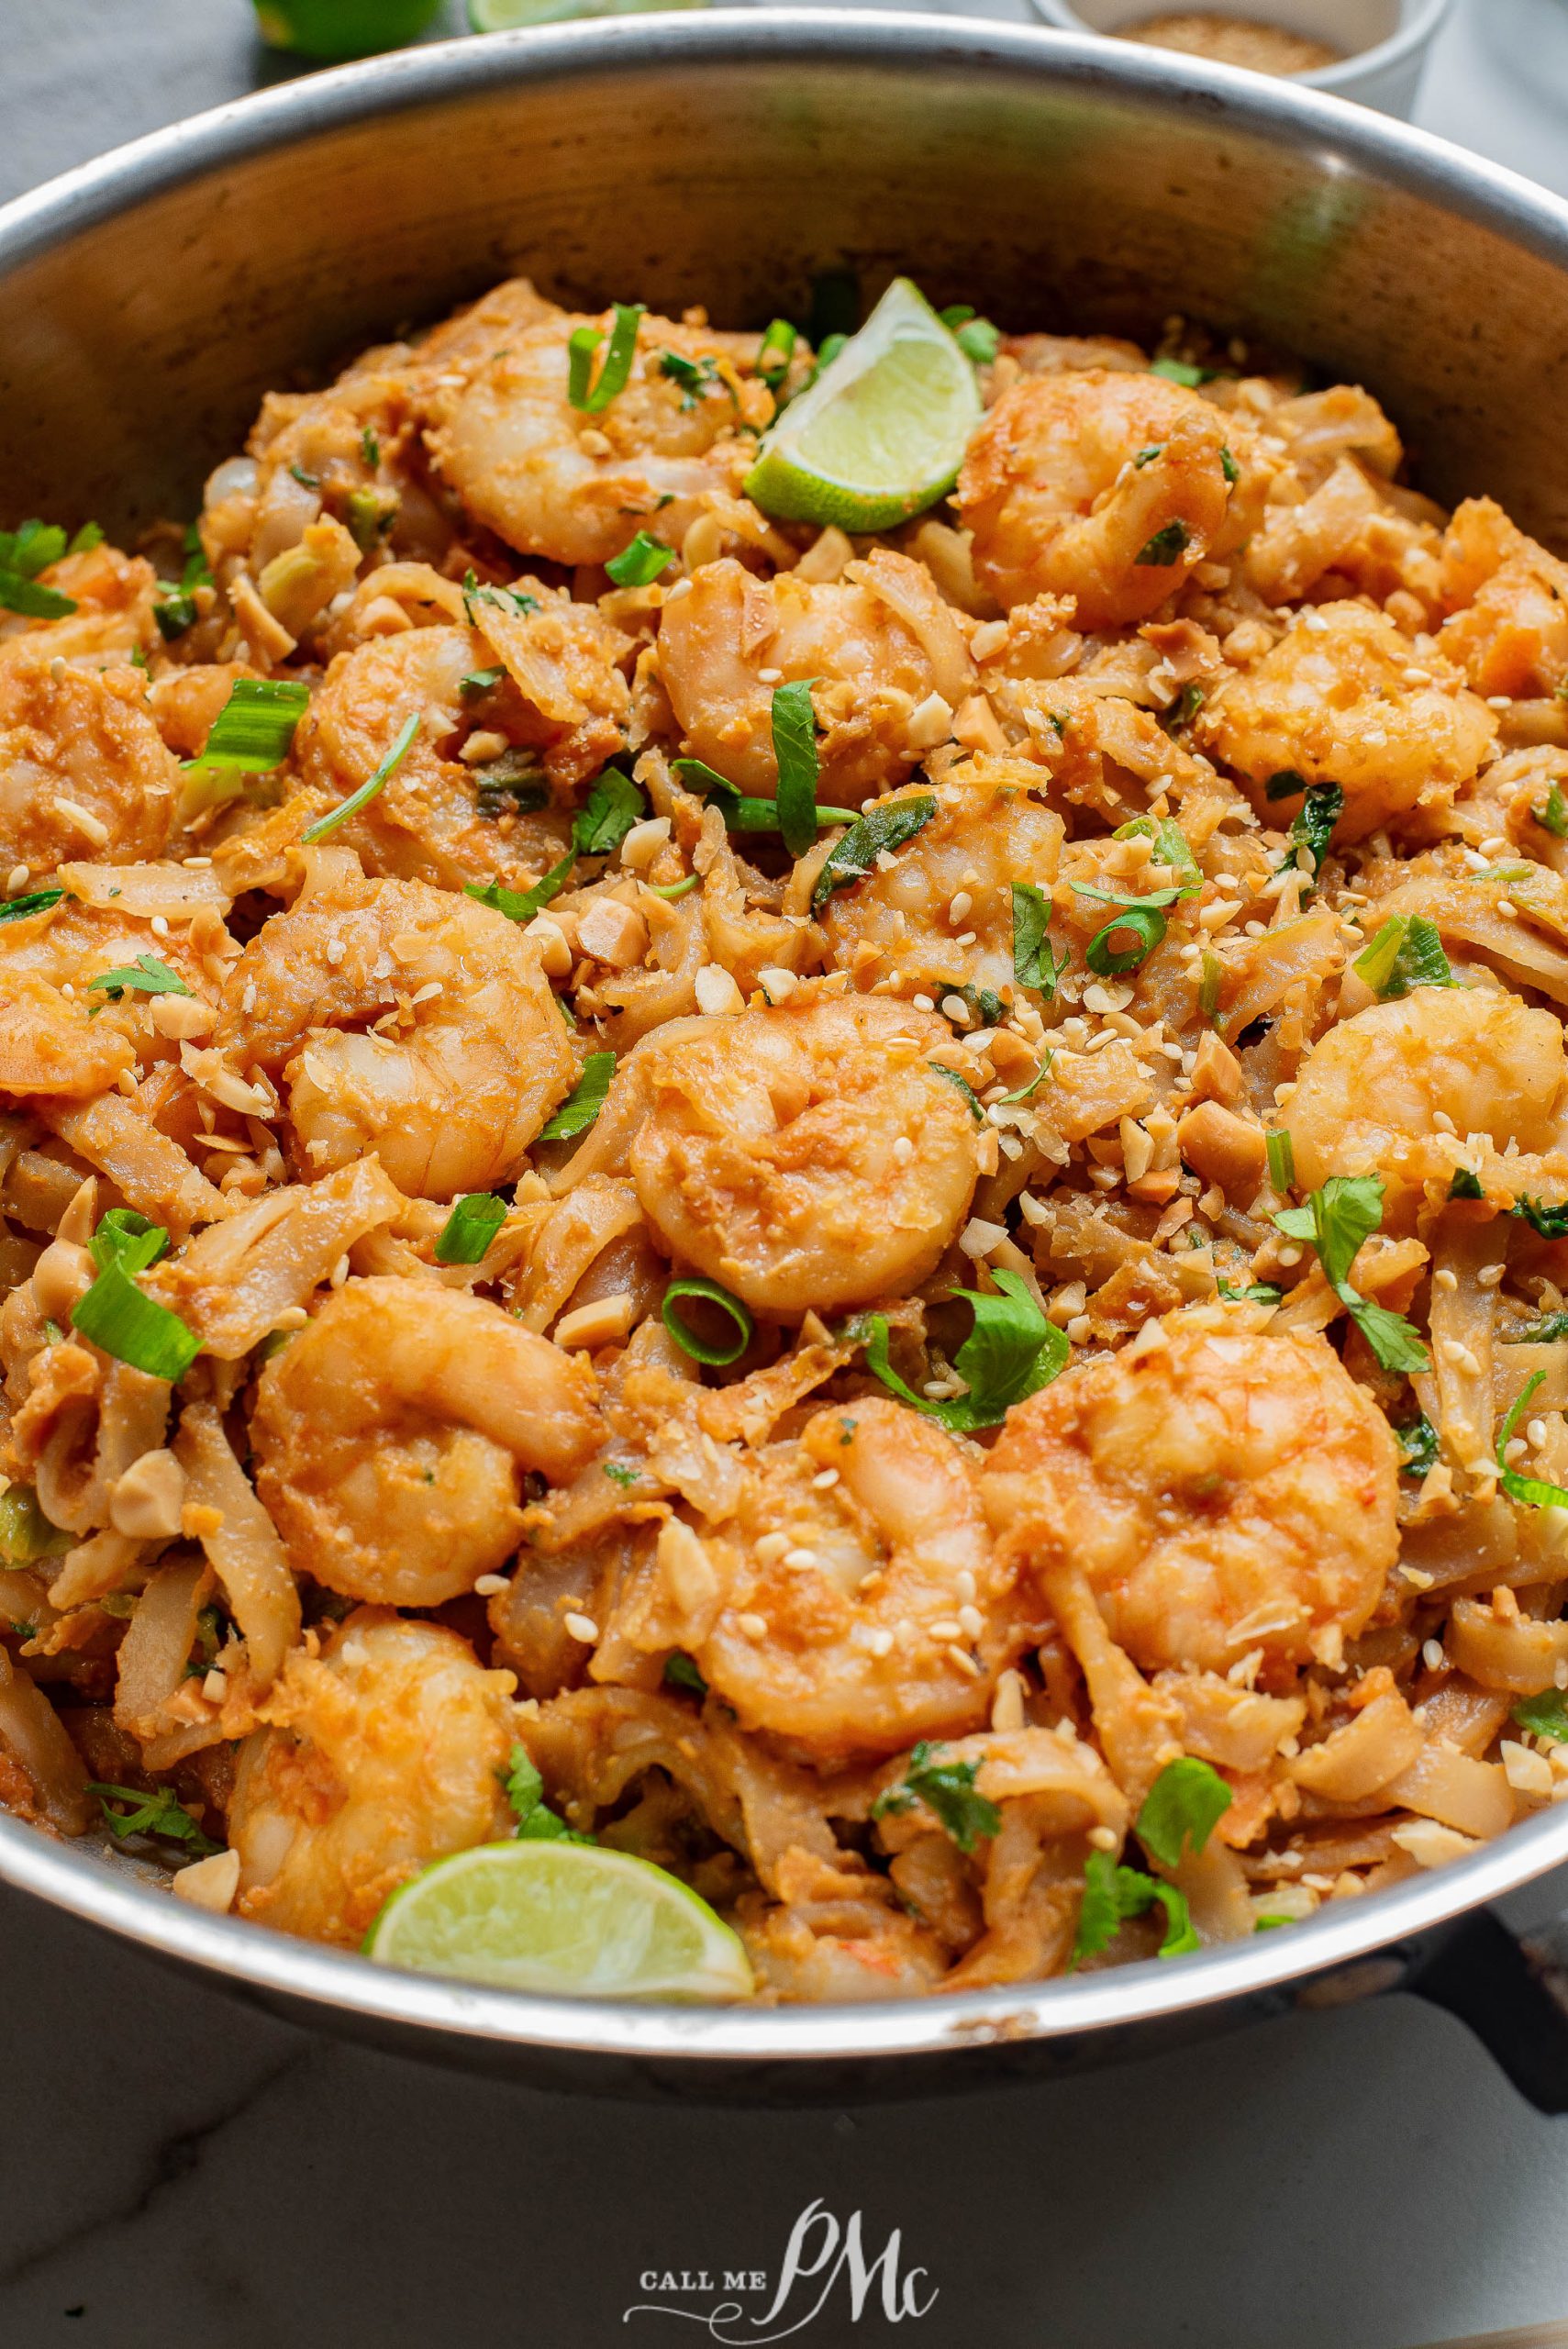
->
[[468, 0, 705, 28], [363, 1839, 754, 2001], [744, 277, 983, 533]]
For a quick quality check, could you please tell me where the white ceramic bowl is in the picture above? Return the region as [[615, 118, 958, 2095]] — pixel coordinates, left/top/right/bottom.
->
[[1026, 0, 1452, 116]]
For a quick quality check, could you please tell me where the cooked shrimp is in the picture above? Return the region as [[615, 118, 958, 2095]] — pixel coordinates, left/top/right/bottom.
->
[[1438, 496, 1568, 699], [984, 1314, 1399, 1676], [288, 603, 628, 887], [678, 1398, 1038, 1760], [819, 760, 1063, 1002], [251, 1275, 601, 1605], [0, 540, 159, 669], [429, 307, 771, 568], [0, 652, 178, 872], [957, 369, 1270, 626], [1198, 600, 1496, 841], [655, 550, 973, 807], [1286, 987, 1568, 1196], [228, 1612, 517, 1944], [212, 866, 577, 1197], [628, 993, 981, 1316]]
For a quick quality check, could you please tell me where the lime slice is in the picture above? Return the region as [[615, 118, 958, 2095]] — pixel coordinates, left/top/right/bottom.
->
[[744, 277, 983, 533], [363, 1839, 754, 2001], [253, 0, 444, 58], [469, 0, 706, 28]]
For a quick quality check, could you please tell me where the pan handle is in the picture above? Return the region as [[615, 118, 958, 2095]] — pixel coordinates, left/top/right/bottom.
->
[[1407, 1908, 1568, 2112]]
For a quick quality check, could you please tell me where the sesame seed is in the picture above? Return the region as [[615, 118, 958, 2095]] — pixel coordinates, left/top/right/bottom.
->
[[1422, 1636, 1444, 1672], [957, 1604, 984, 1640], [783, 1547, 819, 1572], [563, 1611, 600, 1642], [941, 994, 972, 1025], [4, 864, 27, 895], [947, 1645, 982, 1678], [948, 891, 973, 924], [1486, 694, 1513, 709], [1529, 1419, 1549, 1449], [474, 1573, 508, 1596], [867, 1627, 894, 1658], [1434, 1268, 1458, 1291], [892, 1135, 914, 1163], [755, 1532, 789, 1564], [811, 1467, 840, 1490], [929, 1619, 963, 1642], [737, 1611, 769, 1640], [912, 993, 935, 1013], [1477, 1263, 1506, 1288]]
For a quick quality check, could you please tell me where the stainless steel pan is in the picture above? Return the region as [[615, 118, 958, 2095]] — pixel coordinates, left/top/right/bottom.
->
[[5, 12, 1568, 2103]]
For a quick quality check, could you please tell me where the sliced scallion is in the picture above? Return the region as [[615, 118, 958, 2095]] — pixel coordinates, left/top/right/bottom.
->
[[567, 303, 645, 414], [605, 532, 674, 588], [662, 1277, 752, 1367], [183, 677, 311, 776], [434, 1193, 507, 1265], [300, 710, 419, 844]]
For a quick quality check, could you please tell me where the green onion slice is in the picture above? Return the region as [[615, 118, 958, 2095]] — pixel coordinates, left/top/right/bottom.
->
[[434, 1193, 507, 1265], [1266, 1130, 1295, 1192], [72, 1257, 199, 1382], [1086, 905, 1164, 975], [567, 303, 645, 414], [183, 677, 311, 777], [0, 887, 65, 926], [757, 318, 796, 389], [539, 1052, 615, 1141], [662, 1277, 753, 1367], [605, 531, 674, 588], [301, 710, 419, 844]]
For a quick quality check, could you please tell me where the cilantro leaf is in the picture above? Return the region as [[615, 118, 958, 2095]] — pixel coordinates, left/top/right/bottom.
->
[[1136, 519, 1189, 566], [572, 767, 644, 858], [1396, 1414, 1440, 1477], [851, 1270, 1068, 1434], [811, 795, 935, 912], [1011, 881, 1067, 996], [1510, 1311, 1568, 1343], [1071, 1849, 1199, 1967], [1136, 1757, 1232, 1869], [871, 1740, 1001, 1854], [1272, 1174, 1429, 1374], [85, 953, 191, 1005], [1288, 783, 1344, 883], [1513, 1197, 1568, 1241], [88, 1781, 220, 1854], [1449, 1168, 1485, 1201], [501, 1741, 591, 1843]]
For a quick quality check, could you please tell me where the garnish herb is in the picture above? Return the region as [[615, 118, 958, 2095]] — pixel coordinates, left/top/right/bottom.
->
[[1132, 444, 1164, 469], [1396, 1415, 1440, 1477], [1512, 1197, 1568, 1240], [603, 1462, 641, 1490], [1011, 881, 1067, 996], [465, 767, 645, 924], [1220, 446, 1239, 485], [1072, 876, 1198, 977], [1150, 356, 1216, 386], [1536, 784, 1568, 839], [361, 426, 381, 468], [0, 1485, 72, 1565], [1266, 1129, 1295, 1192], [1514, 1689, 1568, 1742], [1265, 769, 1309, 801], [871, 1741, 1001, 1854], [1162, 681, 1205, 734], [182, 677, 311, 776], [1136, 519, 1190, 567], [300, 709, 419, 844], [1273, 1174, 1431, 1374], [154, 527, 214, 638], [1218, 1280, 1284, 1306], [460, 665, 506, 699], [1352, 913, 1455, 999], [605, 531, 674, 588], [539, 1052, 615, 1141], [72, 1209, 196, 1381], [664, 1653, 708, 1698], [462, 573, 539, 626], [1114, 814, 1202, 890], [662, 1277, 753, 1368], [567, 302, 645, 413], [757, 318, 796, 391], [1510, 1310, 1568, 1342], [1496, 1371, 1568, 1511], [1288, 782, 1344, 882], [659, 350, 728, 409], [86, 953, 191, 1005], [770, 680, 820, 858], [502, 1742, 591, 1843], [853, 1269, 1068, 1434], [433, 1193, 507, 1265], [929, 1063, 984, 1121], [1448, 1168, 1485, 1201], [1199, 950, 1224, 1028], [674, 757, 856, 838], [0, 888, 65, 927], [88, 1781, 220, 1854], [1136, 1756, 1233, 1869], [811, 795, 935, 910], [1071, 1848, 1198, 1967], [0, 518, 77, 618], [938, 305, 1001, 366]]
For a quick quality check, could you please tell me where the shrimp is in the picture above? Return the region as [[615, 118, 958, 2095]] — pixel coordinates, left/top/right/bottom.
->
[[956, 369, 1271, 627], [0, 651, 178, 873], [0, 540, 159, 670], [1438, 497, 1568, 700], [287, 600, 628, 888], [984, 1314, 1399, 1676], [228, 1612, 517, 1944], [250, 1275, 601, 1606], [1198, 601, 1496, 841], [650, 1398, 1040, 1761], [819, 760, 1063, 1003], [628, 993, 982, 1316], [1286, 987, 1568, 1196], [212, 866, 577, 1197], [656, 550, 974, 809], [428, 306, 772, 569]]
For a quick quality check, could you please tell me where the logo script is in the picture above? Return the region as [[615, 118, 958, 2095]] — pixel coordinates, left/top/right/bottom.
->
[[624, 2199, 938, 2342]]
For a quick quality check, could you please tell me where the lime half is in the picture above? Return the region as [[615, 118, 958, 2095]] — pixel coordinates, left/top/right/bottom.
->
[[363, 1839, 754, 2001], [744, 277, 983, 533], [469, 0, 706, 28]]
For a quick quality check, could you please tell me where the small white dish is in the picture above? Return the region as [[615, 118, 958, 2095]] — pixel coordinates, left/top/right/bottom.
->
[[1025, 0, 1452, 117]]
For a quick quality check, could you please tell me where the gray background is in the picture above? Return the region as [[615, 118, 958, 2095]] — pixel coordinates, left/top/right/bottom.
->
[[5, 4, 1568, 2344]]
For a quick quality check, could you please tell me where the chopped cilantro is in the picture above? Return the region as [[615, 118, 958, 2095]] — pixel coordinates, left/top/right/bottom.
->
[[871, 1741, 1001, 1854]]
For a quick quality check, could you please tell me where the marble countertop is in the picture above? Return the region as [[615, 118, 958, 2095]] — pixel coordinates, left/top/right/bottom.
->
[[6, 7, 1568, 2344]]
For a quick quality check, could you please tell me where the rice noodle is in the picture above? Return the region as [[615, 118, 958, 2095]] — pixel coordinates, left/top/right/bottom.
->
[[172, 1402, 299, 1687], [0, 1646, 90, 1834], [150, 1158, 404, 1357]]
